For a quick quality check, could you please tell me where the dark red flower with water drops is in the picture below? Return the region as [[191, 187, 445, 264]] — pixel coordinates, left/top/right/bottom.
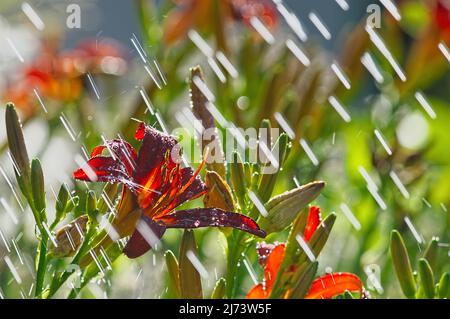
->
[[73, 122, 265, 259]]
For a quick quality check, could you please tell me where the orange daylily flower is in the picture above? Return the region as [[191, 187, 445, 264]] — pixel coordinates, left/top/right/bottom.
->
[[3, 38, 127, 117], [247, 206, 364, 299], [304, 272, 363, 299]]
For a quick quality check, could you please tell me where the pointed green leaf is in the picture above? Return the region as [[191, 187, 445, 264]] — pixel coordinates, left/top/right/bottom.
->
[[418, 258, 435, 299], [390, 230, 416, 299], [211, 277, 226, 299], [165, 250, 181, 298], [179, 230, 203, 298], [438, 272, 449, 299], [423, 237, 439, 272]]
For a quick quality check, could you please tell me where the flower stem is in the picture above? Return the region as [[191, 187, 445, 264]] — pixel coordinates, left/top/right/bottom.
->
[[225, 232, 245, 298], [47, 225, 96, 298], [35, 232, 49, 298]]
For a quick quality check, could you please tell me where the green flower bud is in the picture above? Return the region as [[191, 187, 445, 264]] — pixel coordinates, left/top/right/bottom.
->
[[390, 230, 416, 299], [5, 103, 31, 196], [179, 230, 203, 298], [438, 272, 449, 299], [418, 258, 435, 299], [165, 250, 181, 298], [211, 277, 226, 299], [258, 181, 325, 233], [230, 151, 247, 210], [31, 159, 46, 221]]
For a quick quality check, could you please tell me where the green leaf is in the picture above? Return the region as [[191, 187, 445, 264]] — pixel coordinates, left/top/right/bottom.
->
[[211, 277, 226, 299], [165, 250, 181, 298], [438, 272, 449, 299], [423, 237, 439, 272], [390, 230, 416, 299], [179, 230, 203, 298], [418, 258, 435, 299]]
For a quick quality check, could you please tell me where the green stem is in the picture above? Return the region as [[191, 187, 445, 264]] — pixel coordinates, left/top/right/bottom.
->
[[35, 233, 49, 298], [47, 226, 96, 298], [225, 232, 245, 298]]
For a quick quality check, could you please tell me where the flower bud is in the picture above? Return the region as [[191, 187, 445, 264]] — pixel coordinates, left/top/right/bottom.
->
[[5, 103, 31, 195], [418, 258, 435, 299], [203, 170, 235, 211], [54, 184, 69, 223], [31, 159, 46, 221], [179, 230, 203, 298], [211, 277, 226, 299], [49, 215, 88, 258], [438, 272, 449, 299], [390, 230, 416, 299], [165, 250, 181, 298], [258, 181, 325, 233], [230, 151, 247, 210]]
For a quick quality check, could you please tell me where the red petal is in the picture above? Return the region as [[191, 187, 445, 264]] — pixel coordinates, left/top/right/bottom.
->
[[303, 206, 322, 242], [133, 124, 179, 187], [73, 156, 129, 183], [246, 284, 267, 299], [264, 244, 285, 291], [134, 122, 146, 140], [91, 145, 106, 157], [123, 215, 166, 259], [305, 272, 363, 299], [158, 208, 266, 238]]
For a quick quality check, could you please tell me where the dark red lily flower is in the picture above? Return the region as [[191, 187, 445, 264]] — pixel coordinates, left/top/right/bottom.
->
[[73, 123, 265, 258], [247, 206, 363, 299]]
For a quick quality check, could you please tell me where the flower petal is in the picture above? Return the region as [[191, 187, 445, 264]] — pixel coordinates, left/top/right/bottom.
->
[[158, 208, 266, 238], [73, 156, 129, 183], [264, 244, 285, 291], [73, 138, 137, 183], [133, 123, 180, 187], [123, 215, 166, 259], [246, 283, 267, 299], [305, 272, 363, 299], [303, 206, 322, 242]]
